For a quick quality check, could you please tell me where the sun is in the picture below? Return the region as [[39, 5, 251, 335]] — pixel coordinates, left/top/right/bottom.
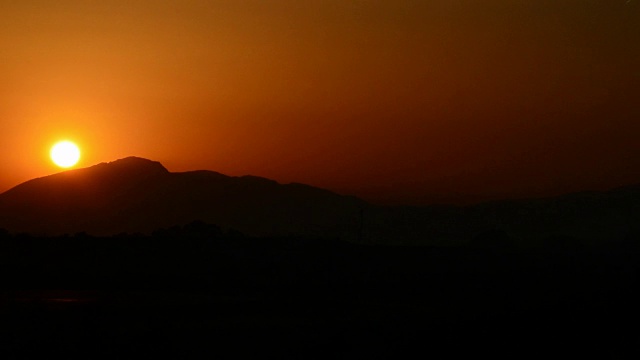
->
[[50, 141, 81, 168]]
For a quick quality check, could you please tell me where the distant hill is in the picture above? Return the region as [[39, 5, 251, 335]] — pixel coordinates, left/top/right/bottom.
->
[[1, 157, 639, 245], [0, 157, 365, 239]]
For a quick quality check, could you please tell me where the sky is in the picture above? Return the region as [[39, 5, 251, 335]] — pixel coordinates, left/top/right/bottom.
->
[[1, 0, 639, 204]]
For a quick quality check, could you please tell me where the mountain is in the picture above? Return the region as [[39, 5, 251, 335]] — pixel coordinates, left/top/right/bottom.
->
[[375, 184, 640, 246], [1, 156, 639, 245], [0, 157, 366, 238]]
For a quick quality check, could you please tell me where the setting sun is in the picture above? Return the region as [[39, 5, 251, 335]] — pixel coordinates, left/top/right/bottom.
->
[[50, 141, 81, 168]]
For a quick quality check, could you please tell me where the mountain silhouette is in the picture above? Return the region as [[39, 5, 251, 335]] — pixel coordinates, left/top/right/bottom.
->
[[0, 157, 366, 238], [1, 156, 640, 245]]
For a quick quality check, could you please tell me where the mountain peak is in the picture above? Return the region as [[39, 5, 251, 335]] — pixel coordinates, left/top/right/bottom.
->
[[0, 157, 170, 207], [100, 156, 169, 174], [72, 156, 170, 186]]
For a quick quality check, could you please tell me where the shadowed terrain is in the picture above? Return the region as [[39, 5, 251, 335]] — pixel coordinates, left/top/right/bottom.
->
[[1, 157, 640, 247], [2, 160, 640, 357], [0, 226, 639, 358]]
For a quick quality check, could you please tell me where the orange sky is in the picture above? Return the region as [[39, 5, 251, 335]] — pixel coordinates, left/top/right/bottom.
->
[[2, 0, 639, 204]]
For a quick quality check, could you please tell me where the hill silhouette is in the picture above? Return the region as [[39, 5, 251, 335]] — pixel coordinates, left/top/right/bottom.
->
[[0, 157, 366, 238], [1, 156, 640, 245]]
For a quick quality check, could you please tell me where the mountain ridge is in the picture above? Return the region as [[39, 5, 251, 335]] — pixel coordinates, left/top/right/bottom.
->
[[1, 157, 640, 245], [0, 157, 366, 238]]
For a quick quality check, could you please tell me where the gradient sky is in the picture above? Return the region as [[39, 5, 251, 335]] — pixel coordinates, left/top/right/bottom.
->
[[2, 0, 639, 204]]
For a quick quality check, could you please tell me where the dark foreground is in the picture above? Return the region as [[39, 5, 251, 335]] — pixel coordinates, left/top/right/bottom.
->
[[1, 225, 639, 358]]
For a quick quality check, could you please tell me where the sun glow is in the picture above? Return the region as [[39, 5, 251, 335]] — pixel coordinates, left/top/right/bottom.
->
[[50, 141, 81, 168]]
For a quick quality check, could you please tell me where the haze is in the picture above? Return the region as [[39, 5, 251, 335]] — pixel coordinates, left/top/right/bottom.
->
[[2, 0, 639, 204]]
